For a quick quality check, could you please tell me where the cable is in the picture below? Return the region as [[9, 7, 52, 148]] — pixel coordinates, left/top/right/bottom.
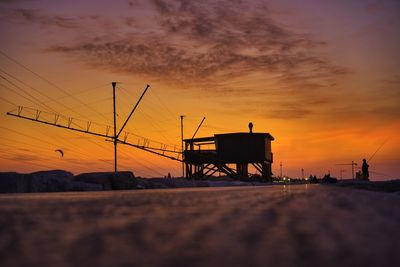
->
[[0, 74, 59, 113], [0, 154, 62, 171], [0, 83, 45, 109], [0, 95, 17, 106], [0, 125, 111, 166], [1, 78, 113, 147], [117, 85, 179, 145], [119, 84, 180, 127], [0, 68, 110, 121], [0, 50, 112, 124], [0, 136, 53, 153]]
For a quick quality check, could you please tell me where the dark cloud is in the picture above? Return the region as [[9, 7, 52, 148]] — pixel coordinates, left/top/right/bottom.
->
[[0, 0, 32, 3], [1, 8, 80, 29], [370, 78, 400, 110], [382, 76, 400, 86], [370, 106, 400, 119], [217, 95, 328, 119], [366, 2, 387, 14], [47, 0, 346, 89], [7, 153, 42, 162], [8, 0, 348, 119], [128, 0, 140, 8], [0, 8, 115, 32], [366, 0, 400, 15], [268, 107, 313, 119]]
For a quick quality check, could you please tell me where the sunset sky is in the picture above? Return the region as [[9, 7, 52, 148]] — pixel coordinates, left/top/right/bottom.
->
[[0, 0, 399, 180]]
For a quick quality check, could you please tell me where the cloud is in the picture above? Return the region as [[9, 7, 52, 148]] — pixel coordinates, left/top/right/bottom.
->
[[366, 0, 400, 15], [370, 106, 400, 119], [47, 1, 346, 89], [382, 76, 400, 86], [268, 107, 313, 119], [6, 0, 349, 119], [0, 8, 81, 29], [366, 2, 387, 15], [0, 8, 116, 31], [0, 0, 32, 4], [6, 153, 43, 162]]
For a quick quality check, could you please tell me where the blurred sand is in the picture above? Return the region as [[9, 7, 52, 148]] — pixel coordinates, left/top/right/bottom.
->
[[0, 185, 399, 267]]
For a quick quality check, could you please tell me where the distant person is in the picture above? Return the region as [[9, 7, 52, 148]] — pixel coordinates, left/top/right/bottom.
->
[[362, 159, 369, 180]]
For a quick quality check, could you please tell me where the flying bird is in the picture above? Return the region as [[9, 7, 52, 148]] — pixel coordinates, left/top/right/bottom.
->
[[55, 149, 64, 157]]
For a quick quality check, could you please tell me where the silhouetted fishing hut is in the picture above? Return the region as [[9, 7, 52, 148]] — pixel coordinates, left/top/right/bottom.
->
[[184, 127, 274, 180]]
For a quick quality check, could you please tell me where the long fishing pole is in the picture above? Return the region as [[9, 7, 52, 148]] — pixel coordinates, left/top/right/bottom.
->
[[355, 167, 394, 179], [368, 139, 388, 163]]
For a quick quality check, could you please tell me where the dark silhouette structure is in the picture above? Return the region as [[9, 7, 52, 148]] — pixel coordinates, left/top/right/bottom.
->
[[362, 158, 369, 180], [7, 84, 187, 180], [184, 130, 274, 180], [248, 122, 253, 133], [309, 175, 319, 184]]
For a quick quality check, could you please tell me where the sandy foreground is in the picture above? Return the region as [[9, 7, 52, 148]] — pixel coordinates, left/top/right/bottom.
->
[[0, 185, 399, 267]]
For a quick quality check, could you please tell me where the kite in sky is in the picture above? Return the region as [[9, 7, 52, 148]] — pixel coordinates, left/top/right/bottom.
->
[[54, 149, 64, 157]]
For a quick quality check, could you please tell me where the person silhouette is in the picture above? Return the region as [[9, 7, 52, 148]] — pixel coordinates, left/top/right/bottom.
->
[[362, 159, 369, 180]]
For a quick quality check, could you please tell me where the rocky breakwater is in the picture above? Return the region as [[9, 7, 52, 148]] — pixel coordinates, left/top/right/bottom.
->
[[74, 171, 137, 190], [0, 170, 137, 193], [0, 170, 275, 194]]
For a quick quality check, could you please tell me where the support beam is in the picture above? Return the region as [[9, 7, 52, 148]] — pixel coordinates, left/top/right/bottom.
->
[[251, 163, 263, 174], [116, 84, 150, 138], [191, 117, 206, 139]]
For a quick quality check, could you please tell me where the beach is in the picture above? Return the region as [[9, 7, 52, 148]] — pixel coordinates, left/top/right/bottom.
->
[[0, 184, 399, 267]]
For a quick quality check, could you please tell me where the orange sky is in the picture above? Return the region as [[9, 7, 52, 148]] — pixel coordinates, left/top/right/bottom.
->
[[0, 0, 399, 180]]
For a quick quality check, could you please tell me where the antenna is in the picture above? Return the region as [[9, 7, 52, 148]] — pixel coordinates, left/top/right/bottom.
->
[[336, 161, 357, 179], [180, 115, 185, 178], [112, 82, 117, 178]]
